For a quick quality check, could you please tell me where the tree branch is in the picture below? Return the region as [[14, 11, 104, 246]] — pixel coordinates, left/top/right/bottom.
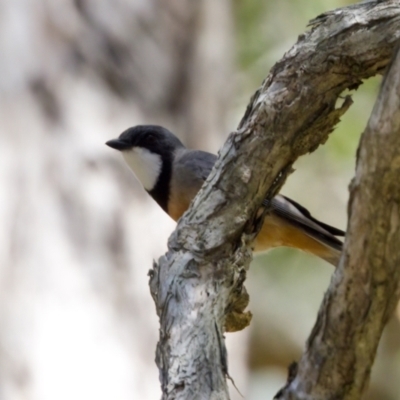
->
[[276, 41, 400, 400], [149, 1, 400, 399]]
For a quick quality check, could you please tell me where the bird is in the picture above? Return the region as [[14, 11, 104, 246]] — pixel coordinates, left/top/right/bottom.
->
[[106, 125, 345, 266]]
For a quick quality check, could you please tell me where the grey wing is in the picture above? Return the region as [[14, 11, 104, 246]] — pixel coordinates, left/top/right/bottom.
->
[[265, 194, 345, 251], [171, 149, 217, 207], [176, 149, 217, 182]]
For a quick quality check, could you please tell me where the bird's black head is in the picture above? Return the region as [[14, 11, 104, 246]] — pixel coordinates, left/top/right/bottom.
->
[[105, 125, 184, 214], [106, 125, 184, 156]]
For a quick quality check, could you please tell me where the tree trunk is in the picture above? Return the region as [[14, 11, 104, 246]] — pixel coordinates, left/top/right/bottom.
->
[[150, 1, 400, 399], [277, 41, 400, 400]]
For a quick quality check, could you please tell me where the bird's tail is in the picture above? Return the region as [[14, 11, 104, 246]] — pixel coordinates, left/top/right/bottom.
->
[[264, 195, 345, 267]]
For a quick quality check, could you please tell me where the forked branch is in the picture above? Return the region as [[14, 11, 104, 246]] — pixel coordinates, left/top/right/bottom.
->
[[149, 2, 400, 399]]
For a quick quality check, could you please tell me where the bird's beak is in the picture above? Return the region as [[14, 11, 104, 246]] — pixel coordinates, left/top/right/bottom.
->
[[105, 139, 130, 151]]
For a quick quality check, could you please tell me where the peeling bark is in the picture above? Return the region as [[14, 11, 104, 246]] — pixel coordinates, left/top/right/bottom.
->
[[149, 1, 400, 399], [276, 43, 400, 400]]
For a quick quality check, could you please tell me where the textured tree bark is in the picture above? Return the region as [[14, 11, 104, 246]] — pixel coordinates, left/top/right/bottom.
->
[[276, 43, 400, 400], [149, 1, 400, 399]]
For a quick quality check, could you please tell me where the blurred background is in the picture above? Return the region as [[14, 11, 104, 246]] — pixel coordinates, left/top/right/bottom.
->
[[0, 0, 398, 399]]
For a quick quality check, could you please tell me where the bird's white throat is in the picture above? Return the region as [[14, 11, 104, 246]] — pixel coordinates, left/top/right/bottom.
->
[[122, 147, 162, 191]]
